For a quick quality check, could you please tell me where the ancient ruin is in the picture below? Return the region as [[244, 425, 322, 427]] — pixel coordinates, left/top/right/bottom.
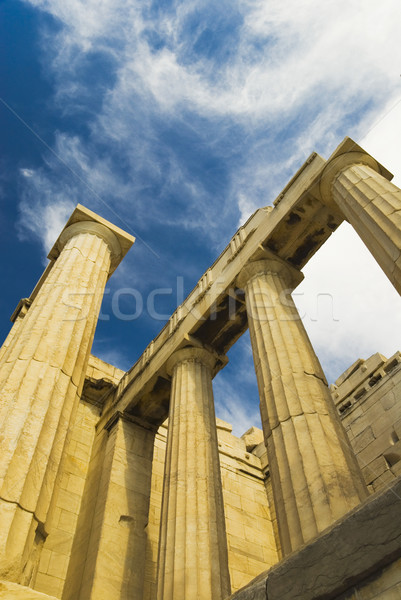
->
[[0, 137, 400, 599]]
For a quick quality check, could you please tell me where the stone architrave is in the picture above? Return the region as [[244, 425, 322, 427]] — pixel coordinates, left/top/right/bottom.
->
[[320, 147, 401, 295], [156, 347, 231, 600], [237, 257, 368, 556], [0, 206, 134, 583]]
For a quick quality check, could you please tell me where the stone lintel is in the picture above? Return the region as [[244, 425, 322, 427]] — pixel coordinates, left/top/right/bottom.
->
[[273, 151, 319, 207], [227, 474, 401, 600], [105, 140, 395, 428], [47, 203, 135, 272], [103, 410, 157, 434]]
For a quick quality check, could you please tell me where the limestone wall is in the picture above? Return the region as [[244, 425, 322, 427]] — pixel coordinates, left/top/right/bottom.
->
[[32, 356, 124, 598], [332, 351, 401, 492], [217, 423, 279, 592], [228, 474, 401, 600]]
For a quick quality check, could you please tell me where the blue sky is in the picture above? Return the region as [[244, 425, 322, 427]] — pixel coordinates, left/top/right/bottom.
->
[[1, 0, 401, 434]]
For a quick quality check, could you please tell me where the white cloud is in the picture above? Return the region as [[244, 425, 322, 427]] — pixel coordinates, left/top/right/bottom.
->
[[17, 0, 401, 415], [359, 97, 401, 188], [24, 0, 401, 119], [17, 168, 75, 254]]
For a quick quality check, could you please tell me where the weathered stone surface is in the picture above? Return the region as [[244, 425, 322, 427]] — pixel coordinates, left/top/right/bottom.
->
[[0, 580, 59, 599], [320, 140, 401, 295], [334, 353, 401, 490], [228, 475, 401, 600], [1, 138, 401, 600], [157, 347, 231, 600], [0, 205, 134, 585], [237, 255, 367, 556]]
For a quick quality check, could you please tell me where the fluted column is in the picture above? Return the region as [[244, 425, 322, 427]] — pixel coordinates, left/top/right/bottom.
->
[[237, 258, 368, 556], [0, 209, 134, 583], [320, 148, 401, 294], [157, 347, 230, 600]]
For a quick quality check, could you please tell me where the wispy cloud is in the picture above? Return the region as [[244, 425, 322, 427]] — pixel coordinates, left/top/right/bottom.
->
[[19, 0, 401, 243], [13, 0, 401, 428]]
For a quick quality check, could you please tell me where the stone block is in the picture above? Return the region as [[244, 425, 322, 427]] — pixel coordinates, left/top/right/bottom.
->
[[370, 410, 397, 440], [361, 455, 388, 486], [223, 490, 242, 510], [227, 571, 267, 599], [57, 509, 78, 534], [241, 427, 264, 452], [381, 389, 397, 411], [47, 553, 68, 579], [352, 426, 375, 454]]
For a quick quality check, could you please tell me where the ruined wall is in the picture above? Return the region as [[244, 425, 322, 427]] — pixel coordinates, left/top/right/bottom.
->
[[332, 351, 401, 492], [217, 424, 279, 592], [32, 350, 401, 599]]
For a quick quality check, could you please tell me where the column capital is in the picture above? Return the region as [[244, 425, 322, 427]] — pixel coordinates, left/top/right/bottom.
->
[[59, 221, 123, 270], [10, 298, 32, 323], [48, 204, 135, 274], [319, 137, 392, 209], [166, 346, 226, 376], [236, 256, 303, 291]]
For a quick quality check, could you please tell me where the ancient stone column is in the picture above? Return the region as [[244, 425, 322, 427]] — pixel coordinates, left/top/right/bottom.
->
[[157, 347, 231, 600], [237, 257, 368, 556], [320, 145, 401, 295], [0, 205, 134, 582]]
